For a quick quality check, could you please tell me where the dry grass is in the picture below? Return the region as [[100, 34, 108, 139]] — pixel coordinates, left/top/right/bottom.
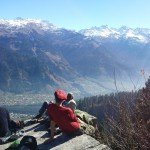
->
[[101, 79, 150, 150]]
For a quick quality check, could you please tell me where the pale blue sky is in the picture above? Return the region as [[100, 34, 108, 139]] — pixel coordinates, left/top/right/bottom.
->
[[0, 0, 150, 30]]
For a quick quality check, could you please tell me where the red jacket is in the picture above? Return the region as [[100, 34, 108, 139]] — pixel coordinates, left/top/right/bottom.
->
[[48, 103, 80, 133]]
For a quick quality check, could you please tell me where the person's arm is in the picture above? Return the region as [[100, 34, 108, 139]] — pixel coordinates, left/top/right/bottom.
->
[[44, 120, 56, 143], [77, 117, 82, 123], [50, 120, 56, 140]]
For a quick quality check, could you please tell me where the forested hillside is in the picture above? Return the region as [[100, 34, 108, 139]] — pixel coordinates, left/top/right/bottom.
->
[[77, 79, 150, 149]]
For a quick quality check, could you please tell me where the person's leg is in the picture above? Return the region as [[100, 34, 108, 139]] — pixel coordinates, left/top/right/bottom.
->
[[35, 101, 48, 119], [9, 120, 22, 133]]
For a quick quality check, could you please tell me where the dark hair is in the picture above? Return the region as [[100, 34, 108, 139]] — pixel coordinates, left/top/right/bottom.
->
[[54, 94, 60, 103], [67, 93, 73, 100]]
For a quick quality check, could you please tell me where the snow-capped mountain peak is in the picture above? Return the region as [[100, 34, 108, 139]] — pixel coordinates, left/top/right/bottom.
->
[[80, 26, 150, 43], [0, 19, 150, 43], [125, 29, 147, 43], [80, 26, 120, 39], [0, 18, 58, 31]]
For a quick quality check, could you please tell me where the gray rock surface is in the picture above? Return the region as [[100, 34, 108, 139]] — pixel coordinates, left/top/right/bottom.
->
[[0, 123, 110, 150]]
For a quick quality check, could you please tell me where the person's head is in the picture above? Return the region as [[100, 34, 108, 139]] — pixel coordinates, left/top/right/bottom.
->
[[67, 92, 74, 101], [54, 89, 67, 105]]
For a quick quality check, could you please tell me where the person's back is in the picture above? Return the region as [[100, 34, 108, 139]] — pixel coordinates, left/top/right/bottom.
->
[[66, 99, 76, 111], [0, 107, 10, 137], [48, 103, 79, 133]]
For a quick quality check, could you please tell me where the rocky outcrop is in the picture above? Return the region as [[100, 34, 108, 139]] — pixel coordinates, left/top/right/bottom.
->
[[0, 123, 110, 150], [39, 134, 110, 150]]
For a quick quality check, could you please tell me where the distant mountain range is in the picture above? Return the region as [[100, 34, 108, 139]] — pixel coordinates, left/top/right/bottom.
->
[[80, 25, 150, 43], [0, 18, 149, 96], [80, 26, 150, 75]]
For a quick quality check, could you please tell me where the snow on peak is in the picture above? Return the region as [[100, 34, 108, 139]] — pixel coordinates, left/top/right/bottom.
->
[[0, 18, 58, 31], [80, 26, 149, 43], [80, 26, 120, 39], [125, 29, 147, 43]]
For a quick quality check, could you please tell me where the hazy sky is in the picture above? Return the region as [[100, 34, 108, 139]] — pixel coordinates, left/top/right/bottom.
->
[[0, 0, 150, 30]]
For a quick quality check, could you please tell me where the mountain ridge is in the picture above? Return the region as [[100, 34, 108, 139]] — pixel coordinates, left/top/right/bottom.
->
[[0, 19, 148, 96]]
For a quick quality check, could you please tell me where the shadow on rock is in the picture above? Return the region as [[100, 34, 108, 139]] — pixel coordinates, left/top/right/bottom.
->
[[38, 133, 77, 150]]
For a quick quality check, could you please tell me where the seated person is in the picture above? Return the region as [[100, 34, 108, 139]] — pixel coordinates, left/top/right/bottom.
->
[[63, 92, 77, 111], [45, 89, 80, 143], [64, 94, 97, 127], [35, 92, 75, 119], [0, 107, 21, 138], [45, 89, 96, 144]]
